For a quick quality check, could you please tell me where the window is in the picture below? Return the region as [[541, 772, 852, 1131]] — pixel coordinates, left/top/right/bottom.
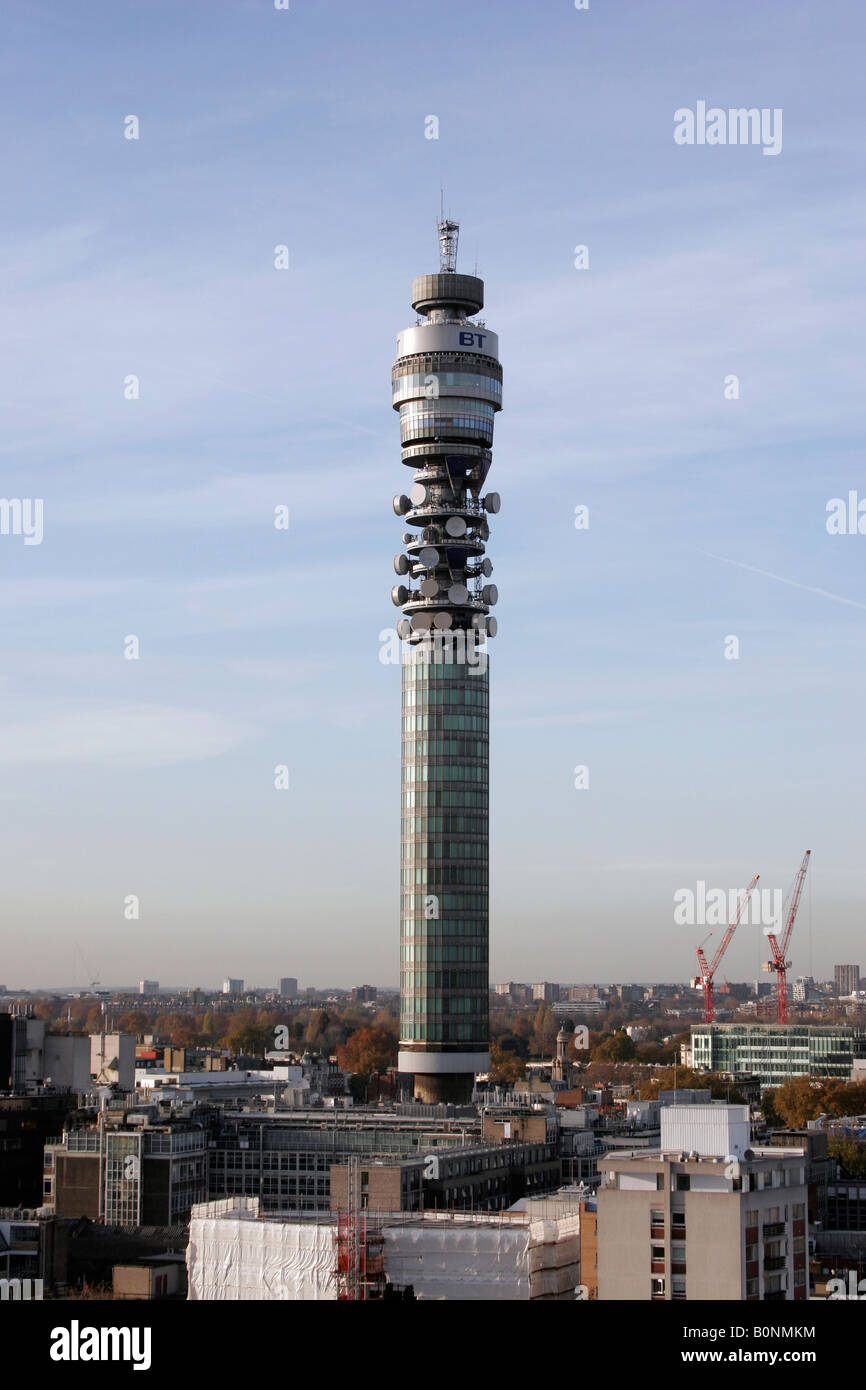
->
[[650, 1209, 664, 1227], [651, 1278, 665, 1299], [676, 1175, 690, 1191], [651, 1246, 665, 1261]]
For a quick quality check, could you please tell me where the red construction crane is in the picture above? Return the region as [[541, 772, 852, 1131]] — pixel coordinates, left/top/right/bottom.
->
[[763, 850, 811, 1025], [692, 873, 760, 1023]]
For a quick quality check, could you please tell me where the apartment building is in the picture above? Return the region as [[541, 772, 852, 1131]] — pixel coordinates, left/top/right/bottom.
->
[[597, 1105, 808, 1301]]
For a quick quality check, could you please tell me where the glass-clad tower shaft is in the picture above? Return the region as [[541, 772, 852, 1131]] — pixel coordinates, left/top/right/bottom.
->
[[390, 221, 502, 1104]]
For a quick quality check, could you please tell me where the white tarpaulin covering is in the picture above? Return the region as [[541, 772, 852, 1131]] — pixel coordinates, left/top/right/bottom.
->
[[382, 1222, 530, 1300], [186, 1200, 582, 1301], [381, 1216, 581, 1301], [187, 1200, 336, 1301]]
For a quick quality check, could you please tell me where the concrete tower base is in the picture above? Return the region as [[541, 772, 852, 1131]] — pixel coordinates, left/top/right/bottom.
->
[[412, 1073, 475, 1105]]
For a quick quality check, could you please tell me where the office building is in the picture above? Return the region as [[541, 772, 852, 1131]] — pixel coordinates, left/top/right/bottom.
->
[[686, 1022, 866, 1086], [330, 1139, 559, 1214], [392, 220, 502, 1103], [138, 981, 159, 996], [597, 1106, 809, 1300], [222, 978, 244, 997], [278, 978, 298, 998], [44, 1119, 207, 1225]]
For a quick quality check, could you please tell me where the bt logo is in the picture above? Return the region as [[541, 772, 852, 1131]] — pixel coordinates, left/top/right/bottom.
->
[[458, 331, 487, 348]]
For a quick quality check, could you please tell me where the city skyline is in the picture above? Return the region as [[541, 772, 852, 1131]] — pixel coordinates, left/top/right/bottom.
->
[[2, 1, 865, 989]]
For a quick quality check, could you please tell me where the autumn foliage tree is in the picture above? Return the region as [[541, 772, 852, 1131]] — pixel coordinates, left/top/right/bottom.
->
[[770, 1077, 866, 1128], [489, 1040, 526, 1085], [828, 1136, 866, 1178], [336, 1027, 397, 1078]]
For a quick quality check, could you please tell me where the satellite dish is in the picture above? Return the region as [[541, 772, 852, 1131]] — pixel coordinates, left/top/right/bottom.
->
[[409, 483, 428, 506], [481, 558, 493, 577], [448, 583, 469, 604], [391, 585, 408, 606], [420, 578, 439, 598], [411, 612, 432, 631], [396, 618, 411, 639], [394, 554, 409, 575], [483, 492, 501, 514], [482, 584, 498, 606], [432, 611, 452, 629], [419, 546, 440, 568], [393, 494, 411, 516], [486, 616, 498, 637], [478, 520, 490, 541], [445, 516, 467, 537], [402, 532, 414, 544], [471, 613, 486, 629]]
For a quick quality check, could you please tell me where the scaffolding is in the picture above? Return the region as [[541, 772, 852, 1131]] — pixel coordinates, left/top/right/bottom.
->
[[332, 1157, 385, 1300]]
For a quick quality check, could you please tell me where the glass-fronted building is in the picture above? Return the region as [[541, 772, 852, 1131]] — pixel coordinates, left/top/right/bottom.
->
[[391, 222, 501, 1103], [688, 1023, 866, 1087]]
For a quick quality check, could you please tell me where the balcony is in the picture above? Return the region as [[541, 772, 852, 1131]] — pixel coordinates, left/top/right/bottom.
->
[[763, 1222, 786, 1238], [764, 1256, 787, 1272]]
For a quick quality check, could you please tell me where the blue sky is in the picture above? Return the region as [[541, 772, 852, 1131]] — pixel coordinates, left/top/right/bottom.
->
[[1, 0, 864, 989]]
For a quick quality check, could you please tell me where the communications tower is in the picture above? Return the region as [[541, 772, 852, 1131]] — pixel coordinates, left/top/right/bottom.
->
[[390, 220, 502, 1103]]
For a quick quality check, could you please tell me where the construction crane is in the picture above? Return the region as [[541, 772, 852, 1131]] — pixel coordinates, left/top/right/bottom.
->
[[692, 873, 760, 1023], [763, 850, 811, 1025]]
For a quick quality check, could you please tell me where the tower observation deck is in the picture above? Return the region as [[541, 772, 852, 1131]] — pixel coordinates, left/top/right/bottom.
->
[[390, 221, 501, 1104]]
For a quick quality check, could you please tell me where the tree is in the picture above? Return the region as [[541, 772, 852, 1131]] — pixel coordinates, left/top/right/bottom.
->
[[592, 1030, 637, 1064], [373, 1005, 399, 1037], [118, 1010, 149, 1036], [489, 1041, 526, 1085], [828, 1136, 866, 1179], [772, 1076, 826, 1128], [822, 1080, 866, 1118], [531, 1005, 558, 1058], [305, 1011, 330, 1047], [761, 1089, 780, 1127], [335, 1027, 397, 1078]]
